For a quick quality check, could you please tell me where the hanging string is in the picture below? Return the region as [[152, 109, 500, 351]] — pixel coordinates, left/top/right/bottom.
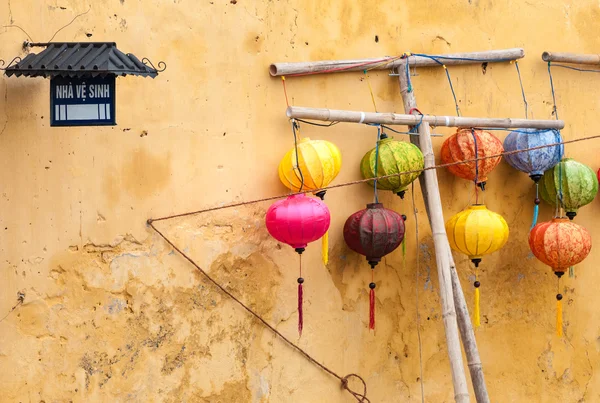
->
[[550, 64, 600, 74], [281, 76, 290, 107], [150, 134, 600, 224], [411, 182, 425, 403], [547, 62, 559, 120], [471, 129, 480, 202], [364, 70, 379, 112], [513, 61, 529, 119], [373, 125, 382, 203], [291, 119, 305, 192], [410, 54, 461, 116]]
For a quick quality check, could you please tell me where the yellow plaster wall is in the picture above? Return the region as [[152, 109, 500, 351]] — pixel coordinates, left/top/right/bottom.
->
[[1, 1, 600, 401]]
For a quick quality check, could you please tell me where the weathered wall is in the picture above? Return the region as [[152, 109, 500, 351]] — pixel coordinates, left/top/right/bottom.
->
[[1, 1, 600, 402]]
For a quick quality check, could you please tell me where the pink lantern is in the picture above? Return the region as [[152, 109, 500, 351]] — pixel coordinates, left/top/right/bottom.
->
[[265, 194, 330, 335]]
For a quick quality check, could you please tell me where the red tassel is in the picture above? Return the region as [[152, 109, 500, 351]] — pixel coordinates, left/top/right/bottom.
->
[[369, 288, 375, 330], [298, 283, 303, 336]]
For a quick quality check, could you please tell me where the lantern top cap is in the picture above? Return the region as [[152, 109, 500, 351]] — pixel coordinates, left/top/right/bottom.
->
[[366, 203, 384, 209], [551, 216, 570, 222], [469, 204, 488, 210]]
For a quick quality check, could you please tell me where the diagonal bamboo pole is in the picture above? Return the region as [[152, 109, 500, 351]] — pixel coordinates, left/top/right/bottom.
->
[[397, 64, 490, 403], [396, 65, 471, 403]]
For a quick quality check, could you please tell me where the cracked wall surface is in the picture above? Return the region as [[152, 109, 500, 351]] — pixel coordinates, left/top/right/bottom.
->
[[2, 0, 600, 402]]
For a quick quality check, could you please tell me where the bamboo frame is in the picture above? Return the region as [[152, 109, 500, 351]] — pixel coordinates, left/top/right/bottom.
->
[[270, 48, 524, 76], [397, 66, 471, 403], [542, 51, 600, 65], [286, 106, 565, 130]]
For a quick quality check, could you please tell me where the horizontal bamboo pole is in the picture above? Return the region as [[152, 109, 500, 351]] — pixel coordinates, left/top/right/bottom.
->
[[286, 106, 565, 130], [270, 48, 524, 76], [542, 52, 600, 65]]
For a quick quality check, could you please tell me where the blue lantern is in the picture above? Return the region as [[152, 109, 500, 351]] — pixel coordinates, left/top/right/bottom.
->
[[503, 129, 564, 182], [503, 129, 564, 229]]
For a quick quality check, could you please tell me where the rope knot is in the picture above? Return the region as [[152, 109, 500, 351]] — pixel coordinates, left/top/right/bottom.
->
[[341, 374, 370, 403]]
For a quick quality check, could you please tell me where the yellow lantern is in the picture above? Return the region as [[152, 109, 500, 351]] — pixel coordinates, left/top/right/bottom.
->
[[278, 137, 342, 198], [278, 137, 342, 265], [446, 205, 509, 326]]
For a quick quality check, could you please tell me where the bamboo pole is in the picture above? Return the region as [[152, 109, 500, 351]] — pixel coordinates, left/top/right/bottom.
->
[[397, 66, 471, 403], [542, 52, 600, 65], [450, 260, 489, 403], [286, 106, 565, 130], [270, 48, 524, 76]]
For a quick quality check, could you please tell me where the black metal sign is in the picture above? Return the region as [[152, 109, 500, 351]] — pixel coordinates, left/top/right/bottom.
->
[[50, 76, 116, 127]]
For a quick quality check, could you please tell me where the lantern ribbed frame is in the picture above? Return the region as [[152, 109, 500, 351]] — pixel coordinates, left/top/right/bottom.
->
[[440, 128, 503, 185], [265, 194, 330, 250], [446, 205, 509, 262], [529, 218, 592, 273], [343, 203, 405, 267], [539, 158, 599, 218], [360, 138, 424, 197], [278, 137, 342, 194], [503, 128, 564, 179]]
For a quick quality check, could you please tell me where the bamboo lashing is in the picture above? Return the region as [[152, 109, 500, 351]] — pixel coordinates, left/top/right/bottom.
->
[[270, 48, 525, 76], [286, 106, 565, 130]]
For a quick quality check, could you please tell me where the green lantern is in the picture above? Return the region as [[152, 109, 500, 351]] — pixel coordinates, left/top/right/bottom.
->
[[539, 158, 599, 220], [360, 135, 424, 198]]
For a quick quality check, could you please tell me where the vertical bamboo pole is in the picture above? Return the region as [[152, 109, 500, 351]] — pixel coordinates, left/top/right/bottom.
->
[[396, 65, 469, 403]]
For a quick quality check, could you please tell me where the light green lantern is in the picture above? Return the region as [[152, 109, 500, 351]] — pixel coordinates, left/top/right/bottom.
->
[[539, 158, 598, 220], [360, 135, 424, 198]]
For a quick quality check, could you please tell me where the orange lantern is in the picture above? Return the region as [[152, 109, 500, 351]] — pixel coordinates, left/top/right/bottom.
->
[[440, 128, 503, 190], [529, 218, 592, 336]]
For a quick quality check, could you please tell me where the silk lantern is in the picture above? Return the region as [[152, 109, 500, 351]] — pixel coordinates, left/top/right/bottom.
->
[[503, 128, 564, 228], [446, 205, 509, 326], [278, 136, 342, 266], [360, 134, 424, 199], [440, 128, 504, 190], [266, 194, 330, 336], [529, 218, 592, 336], [539, 158, 598, 220], [343, 203, 406, 330]]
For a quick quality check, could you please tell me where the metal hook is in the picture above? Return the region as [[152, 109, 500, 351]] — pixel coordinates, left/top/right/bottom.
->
[[141, 57, 167, 72], [0, 56, 22, 70]]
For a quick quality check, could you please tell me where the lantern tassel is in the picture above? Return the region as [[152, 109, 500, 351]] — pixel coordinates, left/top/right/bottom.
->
[[298, 283, 303, 336], [474, 287, 481, 328], [369, 287, 375, 330], [530, 203, 539, 230], [569, 266, 574, 278], [322, 230, 329, 265], [556, 297, 563, 337], [402, 238, 406, 271]]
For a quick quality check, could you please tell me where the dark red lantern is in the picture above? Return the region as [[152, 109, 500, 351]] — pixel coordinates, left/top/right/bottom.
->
[[266, 194, 330, 336], [343, 203, 406, 329]]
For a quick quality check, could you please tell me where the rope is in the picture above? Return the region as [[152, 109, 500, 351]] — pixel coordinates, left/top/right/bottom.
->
[[411, 182, 425, 403], [282, 76, 290, 107], [364, 70, 379, 112], [410, 54, 461, 116], [550, 64, 600, 74], [149, 133, 600, 223], [148, 221, 370, 402], [291, 120, 305, 192], [513, 61, 529, 119], [547, 62, 559, 120], [373, 126, 381, 203], [471, 128, 479, 203]]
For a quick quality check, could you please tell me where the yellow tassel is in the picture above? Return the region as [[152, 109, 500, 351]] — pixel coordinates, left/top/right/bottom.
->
[[322, 230, 329, 265], [474, 287, 481, 328], [556, 299, 563, 337]]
